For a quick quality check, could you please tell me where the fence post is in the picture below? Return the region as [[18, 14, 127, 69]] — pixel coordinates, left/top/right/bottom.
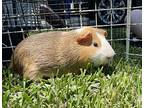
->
[[126, 0, 132, 60]]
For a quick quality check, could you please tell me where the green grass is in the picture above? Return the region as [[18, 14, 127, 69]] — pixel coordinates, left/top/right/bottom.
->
[[2, 56, 142, 108]]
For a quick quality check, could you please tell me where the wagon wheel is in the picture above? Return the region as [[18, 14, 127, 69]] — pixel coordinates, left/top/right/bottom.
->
[[98, 0, 126, 24]]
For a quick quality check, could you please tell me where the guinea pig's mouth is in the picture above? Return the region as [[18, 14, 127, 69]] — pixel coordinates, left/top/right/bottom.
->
[[92, 56, 114, 67]]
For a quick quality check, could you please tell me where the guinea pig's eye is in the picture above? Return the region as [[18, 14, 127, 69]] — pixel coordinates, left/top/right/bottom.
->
[[93, 42, 98, 47]]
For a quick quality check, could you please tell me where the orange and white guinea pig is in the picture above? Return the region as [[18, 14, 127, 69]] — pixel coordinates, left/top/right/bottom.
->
[[10, 27, 115, 80]]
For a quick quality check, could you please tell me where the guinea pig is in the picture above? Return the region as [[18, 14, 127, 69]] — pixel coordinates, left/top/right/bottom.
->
[[10, 27, 115, 80]]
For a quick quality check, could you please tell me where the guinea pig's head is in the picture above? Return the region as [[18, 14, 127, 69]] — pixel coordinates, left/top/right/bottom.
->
[[76, 27, 115, 66]]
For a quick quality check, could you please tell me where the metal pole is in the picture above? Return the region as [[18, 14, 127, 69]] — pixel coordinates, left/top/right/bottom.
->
[[110, 0, 113, 45], [126, 0, 132, 60], [79, 0, 82, 27]]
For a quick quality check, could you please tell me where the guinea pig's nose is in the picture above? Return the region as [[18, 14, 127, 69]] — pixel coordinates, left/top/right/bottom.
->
[[106, 54, 115, 60]]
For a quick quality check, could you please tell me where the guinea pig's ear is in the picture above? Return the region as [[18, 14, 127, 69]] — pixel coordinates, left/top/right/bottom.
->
[[104, 30, 108, 37], [97, 29, 108, 37], [76, 32, 92, 46]]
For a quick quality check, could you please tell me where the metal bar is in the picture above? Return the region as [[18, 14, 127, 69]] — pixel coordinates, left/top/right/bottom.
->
[[126, 0, 132, 60], [79, 1, 82, 27], [125, 53, 142, 57], [7, 30, 14, 52], [110, 0, 113, 45], [2, 46, 16, 49], [95, 1, 97, 27], [2, 60, 11, 62], [2, 22, 142, 29], [2, 43, 8, 47]]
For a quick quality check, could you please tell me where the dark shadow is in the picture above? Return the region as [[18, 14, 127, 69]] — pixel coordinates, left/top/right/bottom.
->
[[101, 65, 116, 76]]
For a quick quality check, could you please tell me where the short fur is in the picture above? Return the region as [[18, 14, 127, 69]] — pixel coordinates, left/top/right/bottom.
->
[[10, 27, 115, 80]]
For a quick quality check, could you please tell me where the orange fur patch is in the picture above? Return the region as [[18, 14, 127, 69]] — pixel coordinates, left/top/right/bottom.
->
[[76, 27, 107, 62]]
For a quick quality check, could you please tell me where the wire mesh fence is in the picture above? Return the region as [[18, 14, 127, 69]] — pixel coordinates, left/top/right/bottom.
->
[[2, 0, 142, 66]]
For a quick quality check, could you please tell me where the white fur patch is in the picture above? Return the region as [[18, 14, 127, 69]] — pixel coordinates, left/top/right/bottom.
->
[[96, 32, 115, 56], [92, 32, 115, 66]]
